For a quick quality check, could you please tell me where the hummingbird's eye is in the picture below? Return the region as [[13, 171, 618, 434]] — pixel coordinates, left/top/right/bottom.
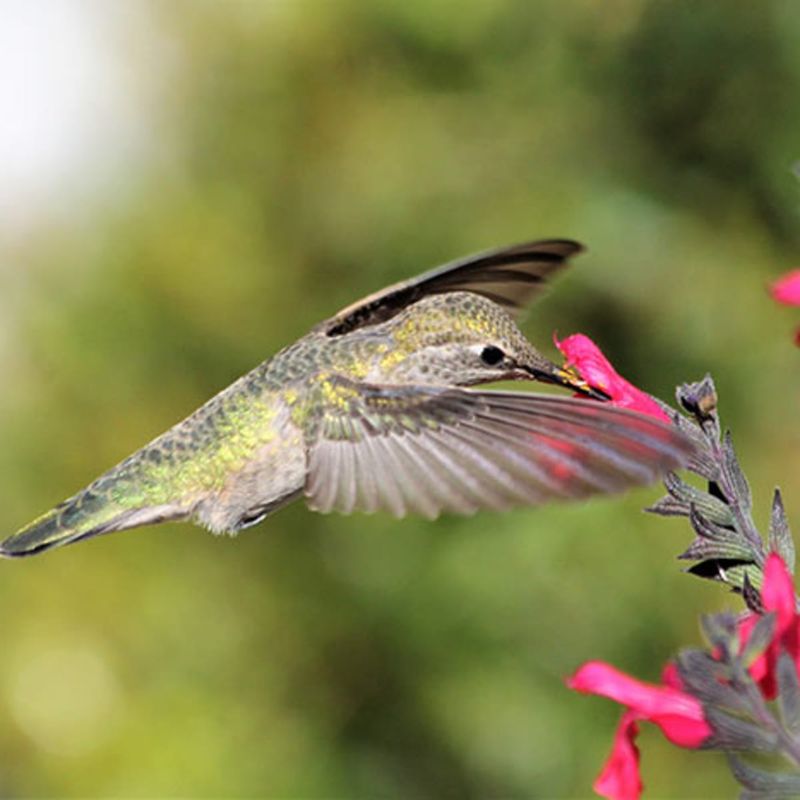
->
[[480, 345, 505, 366]]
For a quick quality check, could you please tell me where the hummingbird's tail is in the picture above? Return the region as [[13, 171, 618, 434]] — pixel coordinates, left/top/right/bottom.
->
[[1, 483, 185, 558]]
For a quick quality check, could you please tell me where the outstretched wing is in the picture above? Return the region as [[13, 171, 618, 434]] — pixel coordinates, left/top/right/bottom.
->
[[320, 239, 583, 336], [305, 377, 693, 519]]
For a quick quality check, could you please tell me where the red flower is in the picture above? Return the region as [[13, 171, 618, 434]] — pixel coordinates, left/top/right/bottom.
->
[[554, 334, 671, 424], [771, 270, 800, 306], [594, 710, 642, 800], [567, 661, 712, 800], [738, 553, 800, 698], [569, 554, 799, 799], [769, 270, 800, 345]]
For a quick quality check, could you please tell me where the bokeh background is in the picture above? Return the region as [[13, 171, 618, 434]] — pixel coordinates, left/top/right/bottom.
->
[[1, 1, 799, 796]]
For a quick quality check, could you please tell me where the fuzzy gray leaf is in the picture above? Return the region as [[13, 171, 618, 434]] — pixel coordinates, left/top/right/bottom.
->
[[769, 489, 795, 575], [687, 561, 762, 591], [728, 754, 800, 794], [680, 538, 759, 563], [705, 707, 779, 753], [688, 449, 722, 482], [700, 613, 739, 653], [777, 650, 800, 736], [664, 469, 693, 499], [742, 572, 765, 614], [689, 504, 749, 545], [729, 564, 765, 593], [676, 650, 748, 712], [723, 430, 752, 513], [739, 613, 775, 668], [740, 791, 800, 800], [646, 494, 690, 517], [656, 472, 734, 526], [655, 397, 718, 479], [694, 492, 736, 528]]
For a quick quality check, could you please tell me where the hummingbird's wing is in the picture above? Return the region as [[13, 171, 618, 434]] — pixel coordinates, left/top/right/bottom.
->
[[304, 377, 692, 518], [320, 239, 582, 336]]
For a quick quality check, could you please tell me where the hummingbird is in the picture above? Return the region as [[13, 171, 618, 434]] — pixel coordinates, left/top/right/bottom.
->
[[1, 239, 692, 558]]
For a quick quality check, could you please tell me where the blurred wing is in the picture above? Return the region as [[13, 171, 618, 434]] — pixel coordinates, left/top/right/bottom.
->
[[320, 239, 583, 336], [305, 378, 694, 519]]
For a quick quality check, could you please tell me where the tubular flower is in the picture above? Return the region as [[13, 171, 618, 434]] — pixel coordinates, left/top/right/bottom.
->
[[568, 661, 712, 800], [554, 334, 671, 423]]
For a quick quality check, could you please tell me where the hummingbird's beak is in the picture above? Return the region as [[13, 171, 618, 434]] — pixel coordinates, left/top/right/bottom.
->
[[523, 363, 611, 401]]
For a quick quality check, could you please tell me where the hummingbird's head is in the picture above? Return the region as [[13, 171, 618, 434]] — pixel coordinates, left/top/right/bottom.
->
[[377, 292, 599, 395]]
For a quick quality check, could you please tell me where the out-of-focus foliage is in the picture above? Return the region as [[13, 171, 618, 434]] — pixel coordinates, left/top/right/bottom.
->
[[1, 1, 799, 796]]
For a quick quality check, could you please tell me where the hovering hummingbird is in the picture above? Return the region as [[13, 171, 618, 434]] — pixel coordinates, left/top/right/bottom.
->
[[1, 239, 692, 558]]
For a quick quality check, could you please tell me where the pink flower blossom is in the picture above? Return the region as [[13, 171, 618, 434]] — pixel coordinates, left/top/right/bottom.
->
[[567, 661, 712, 800], [738, 553, 800, 699], [769, 270, 800, 345], [554, 334, 671, 423], [594, 711, 642, 800], [771, 270, 800, 306]]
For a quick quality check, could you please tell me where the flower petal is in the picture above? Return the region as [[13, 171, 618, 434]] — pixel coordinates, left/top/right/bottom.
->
[[554, 334, 671, 423], [593, 710, 643, 800], [660, 661, 682, 690], [771, 270, 800, 306], [568, 661, 711, 747], [762, 553, 796, 628]]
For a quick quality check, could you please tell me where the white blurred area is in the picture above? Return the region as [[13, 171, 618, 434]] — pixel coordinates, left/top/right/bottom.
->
[[0, 0, 161, 233], [6, 637, 123, 758]]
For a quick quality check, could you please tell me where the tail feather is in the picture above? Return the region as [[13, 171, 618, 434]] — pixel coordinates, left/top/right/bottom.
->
[[1, 488, 184, 558]]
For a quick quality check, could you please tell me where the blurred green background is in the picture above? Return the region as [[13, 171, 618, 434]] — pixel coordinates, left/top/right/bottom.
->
[[1, 1, 800, 796]]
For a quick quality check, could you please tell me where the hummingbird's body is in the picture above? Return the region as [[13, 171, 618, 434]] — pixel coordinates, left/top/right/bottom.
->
[[2, 240, 693, 557]]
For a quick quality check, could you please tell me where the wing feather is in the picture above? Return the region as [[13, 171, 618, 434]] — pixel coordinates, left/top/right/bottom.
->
[[407, 433, 482, 514], [426, 430, 512, 511], [392, 435, 441, 518], [321, 239, 583, 336], [305, 379, 695, 519], [354, 435, 381, 513]]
